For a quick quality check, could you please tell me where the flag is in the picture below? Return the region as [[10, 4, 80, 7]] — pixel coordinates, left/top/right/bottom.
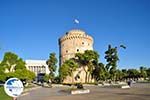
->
[[74, 19, 79, 24]]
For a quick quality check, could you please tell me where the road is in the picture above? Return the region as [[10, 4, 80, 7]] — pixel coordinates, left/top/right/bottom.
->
[[18, 83, 150, 100]]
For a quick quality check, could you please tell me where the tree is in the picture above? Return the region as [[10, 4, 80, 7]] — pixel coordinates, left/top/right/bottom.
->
[[105, 45, 119, 81], [75, 50, 99, 83], [13, 69, 35, 82], [121, 69, 128, 81], [92, 63, 106, 82], [0, 52, 27, 72], [0, 66, 6, 82], [0, 52, 35, 82], [59, 63, 70, 82], [4, 69, 35, 83], [127, 69, 140, 80], [46, 53, 58, 83], [115, 69, 123, 81], [139, 66, 147, 79], [59, 59, 78, 84], [15, 58, 26, 70], [66, 59, 78, 84], [1, 52, 19, 72], [43, 74, 50, 83], [146, 68, 150, 80]]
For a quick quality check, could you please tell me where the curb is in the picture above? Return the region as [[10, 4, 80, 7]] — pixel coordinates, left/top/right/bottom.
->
[[20, 86, 41, 97]]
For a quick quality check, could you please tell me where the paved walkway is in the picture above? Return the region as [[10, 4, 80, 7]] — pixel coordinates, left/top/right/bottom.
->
[[18, 83, 150, 100]]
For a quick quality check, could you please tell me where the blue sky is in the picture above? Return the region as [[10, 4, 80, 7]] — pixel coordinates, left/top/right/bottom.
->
[[0, 0, 150, 69]]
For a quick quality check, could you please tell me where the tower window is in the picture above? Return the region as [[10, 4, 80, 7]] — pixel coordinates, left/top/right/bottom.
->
[[66, 50, 68, 53], [77, 49, 79, 52], [66, 32, 68, 35]]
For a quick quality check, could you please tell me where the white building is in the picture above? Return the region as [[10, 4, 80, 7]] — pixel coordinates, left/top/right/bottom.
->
[[25, 60, 50, 75]]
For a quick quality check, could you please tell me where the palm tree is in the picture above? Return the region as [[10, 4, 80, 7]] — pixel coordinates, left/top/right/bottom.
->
[[67, 59, 78, 84], [75, 53, 88, 83], [92, 63, 106, 82], [105, 45, 119, 81], [105, 44, 126, 82], [61, 59, 78, 84], [75, 50, 99, 83], [46, 53, 58, 84]]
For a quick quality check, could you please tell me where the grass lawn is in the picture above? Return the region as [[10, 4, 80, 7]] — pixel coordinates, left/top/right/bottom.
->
[[0, 86, 11, 100]]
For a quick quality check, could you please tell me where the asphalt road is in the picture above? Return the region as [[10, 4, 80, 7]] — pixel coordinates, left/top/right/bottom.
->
[[18, 83, 150, 100]]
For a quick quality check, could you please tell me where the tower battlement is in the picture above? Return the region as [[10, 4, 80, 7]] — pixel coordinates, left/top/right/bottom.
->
[[59, 29, 93, 66]]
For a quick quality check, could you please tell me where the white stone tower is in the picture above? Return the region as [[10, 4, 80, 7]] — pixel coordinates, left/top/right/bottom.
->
[[58, 29, 94, 83]]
